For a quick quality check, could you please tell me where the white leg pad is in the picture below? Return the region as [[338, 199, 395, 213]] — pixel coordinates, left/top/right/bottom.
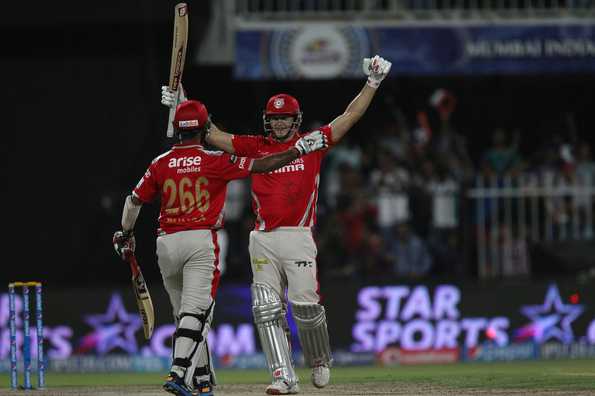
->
[[291, 302, 333, 367], [252, 283, 298, 387]]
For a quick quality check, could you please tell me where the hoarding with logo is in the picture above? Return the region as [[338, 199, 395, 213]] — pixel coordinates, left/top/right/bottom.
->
[[0, 281, 593, 371], [235, 22, 595, 78]]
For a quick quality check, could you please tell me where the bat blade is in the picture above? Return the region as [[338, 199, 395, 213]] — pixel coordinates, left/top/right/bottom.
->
[[128, 255, 155, 339], [166, 3, 189, 137]]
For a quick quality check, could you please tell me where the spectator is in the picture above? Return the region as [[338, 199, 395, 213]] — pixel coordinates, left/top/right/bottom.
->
[[425, 162, 461, 275], [481, 128, 522, 177], [318, 164, 378, 278], [428, 89, 473, 181], [378, 120, 410, 162], [369, 150, 411, 236], [574, 142, 595, 238], [384, 223, 433, 278], [499, 225, 530, 277], [575, 142, 595, 183], [323, 137, 364, 209]]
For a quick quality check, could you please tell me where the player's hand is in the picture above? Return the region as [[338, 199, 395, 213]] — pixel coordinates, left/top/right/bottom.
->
[[113, 230, 136, 261], [294, 130, 328, 156], [362, 55, 392, 89], [161, 86, 176, 107]]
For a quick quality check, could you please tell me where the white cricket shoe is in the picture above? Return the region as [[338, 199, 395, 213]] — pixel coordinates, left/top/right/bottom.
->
[[311, 364, 330, 388], [265, 379, 300, 395]]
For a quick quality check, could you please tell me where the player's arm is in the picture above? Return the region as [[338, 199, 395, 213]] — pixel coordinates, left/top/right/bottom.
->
[[329, 55, 392, 144], [121, 194, 143, 232], [112, 158, 159, 261], [250, 130, 328, 173], [161, 84, 237, 153], [113, 194, 142, 260], [204, 124, 236, 154], [251, 149, 299, 173]]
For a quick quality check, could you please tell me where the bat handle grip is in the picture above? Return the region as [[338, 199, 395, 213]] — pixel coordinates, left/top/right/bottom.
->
[[128, 255, 141, 278], [167, 106, 176, 137]]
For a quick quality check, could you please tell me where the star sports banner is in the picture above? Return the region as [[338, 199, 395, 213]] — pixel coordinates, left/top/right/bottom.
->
[[0, 281, 593, 371], [234, 22, 595, 78]]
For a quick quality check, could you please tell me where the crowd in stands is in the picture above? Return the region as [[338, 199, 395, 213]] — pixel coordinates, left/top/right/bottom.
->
[[214, 89, 595, 282]]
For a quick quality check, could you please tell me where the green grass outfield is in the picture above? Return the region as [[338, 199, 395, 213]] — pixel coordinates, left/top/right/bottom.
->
[[2, 359, 595, 391]]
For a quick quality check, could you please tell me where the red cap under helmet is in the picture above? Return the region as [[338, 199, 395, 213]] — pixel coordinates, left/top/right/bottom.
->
[[173, 100, 209, 130]]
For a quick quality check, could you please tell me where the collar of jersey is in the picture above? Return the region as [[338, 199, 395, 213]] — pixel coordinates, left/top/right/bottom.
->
[[265, 133, 301, 145], [173, 143, 203, 149]]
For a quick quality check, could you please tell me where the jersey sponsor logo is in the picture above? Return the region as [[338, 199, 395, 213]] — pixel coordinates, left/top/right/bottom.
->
[[168, 156, 202, 168], [176, 166, 201, 174], [271, 158, 305, 174]]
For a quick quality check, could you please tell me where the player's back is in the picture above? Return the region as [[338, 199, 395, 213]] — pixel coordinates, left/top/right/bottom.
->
[[134, 143, 252, 234]]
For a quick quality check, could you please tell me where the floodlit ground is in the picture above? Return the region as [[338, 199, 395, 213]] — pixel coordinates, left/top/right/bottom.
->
[[1, 360, 595, 396]]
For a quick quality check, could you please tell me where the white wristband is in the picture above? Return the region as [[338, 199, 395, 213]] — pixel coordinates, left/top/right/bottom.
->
[[122, 195, 142, 231], [366, 77, 380, 89]]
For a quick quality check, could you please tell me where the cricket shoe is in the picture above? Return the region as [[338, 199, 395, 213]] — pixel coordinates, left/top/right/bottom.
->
[[311, 364, 330, 388], [195, 381, 214, 396], [265, 379, 299, 395], [163, 372, 196, 396]]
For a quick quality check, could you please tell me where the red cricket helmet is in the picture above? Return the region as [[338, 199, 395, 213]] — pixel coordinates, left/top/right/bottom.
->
[[263, 93, 303, 139], [173, 100, 210, 131]]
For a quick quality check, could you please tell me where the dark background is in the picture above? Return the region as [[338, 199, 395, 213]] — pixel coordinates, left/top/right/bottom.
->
[[2, 1, 595, 287]]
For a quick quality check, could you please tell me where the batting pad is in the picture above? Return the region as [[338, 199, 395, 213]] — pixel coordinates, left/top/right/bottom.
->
[[184, 305, 216, 388], [291, 302, 333, 367], [252, 283, 298, 386]]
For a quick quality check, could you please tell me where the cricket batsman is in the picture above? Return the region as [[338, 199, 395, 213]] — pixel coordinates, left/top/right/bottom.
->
[[113, 99, 327, 396], [161, 55, 392, 395]]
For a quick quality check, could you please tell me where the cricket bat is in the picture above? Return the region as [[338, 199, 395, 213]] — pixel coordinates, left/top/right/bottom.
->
[[126, 253, 155, 339], [166, 2, 189, 138]]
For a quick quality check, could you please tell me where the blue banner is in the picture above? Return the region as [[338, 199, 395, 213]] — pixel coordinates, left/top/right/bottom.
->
[[235, 22, 595, 78], [235, 25, 372, 79]]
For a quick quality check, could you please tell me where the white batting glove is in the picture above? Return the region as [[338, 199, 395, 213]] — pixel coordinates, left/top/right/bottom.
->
[[161, 86, 176, 107], [362, 55, 392, 89], [294, 130, 328, 156]]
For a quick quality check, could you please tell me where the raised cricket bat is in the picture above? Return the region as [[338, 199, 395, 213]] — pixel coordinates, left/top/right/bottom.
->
[[127, 254, 155, 339], [166, 2, 189, 137]]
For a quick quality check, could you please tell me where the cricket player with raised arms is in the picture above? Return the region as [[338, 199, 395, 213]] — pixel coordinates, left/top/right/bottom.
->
[[113, 99, 327, 396], [161, 55, 392, 395]]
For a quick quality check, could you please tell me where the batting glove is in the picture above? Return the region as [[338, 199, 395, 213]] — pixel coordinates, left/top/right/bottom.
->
[[113, 230, 136, 261], [161, 86, 176, 108], [294, 130, 328, 156], [161, 84, 188, 108], [362, 55, 392, 89]]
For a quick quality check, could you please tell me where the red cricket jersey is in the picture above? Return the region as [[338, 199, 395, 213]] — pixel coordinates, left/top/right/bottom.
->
[[231, 126, 333, 231], [133, 143, 254, 234]]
